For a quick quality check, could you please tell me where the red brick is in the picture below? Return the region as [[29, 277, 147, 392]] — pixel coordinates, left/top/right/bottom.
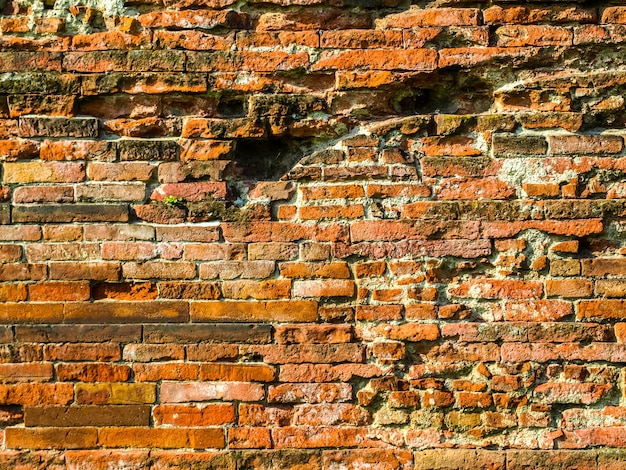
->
[[0, 303, 64, 323], [190, 300, 317, 322], [546, 279, 593, 298], [153, 404, 235, 426], [29, 281, 91, 302], [535, 382, 612, 405], [64, 301, 189, 323], [268, 384, 352, 403], [133, 363, 199, 381], [450, 280, 542, 300], [76, 383, 156, 405], [44, 343, 120, 362], [312, 49, 437, 71], [376, 8, 479, 28], [98, 427, 225, 449], [222, 279, 291, 299], [549, 135, 623, 155], [56, 363, 132, 382], [49, 262, 120, 281], [374, 324, 439, 342], [0, 363, 52, 383], [0, 384, 73, 406], [278, 364, 383, 383], [160, 382, 265, 403], [245, 344, 364, 364], [228, 427, 272, 449], [275, 324, 352, 344], [93, 282, 158, 301], [200, 363, 275, 382], [6, 428, 97, 450], [122, 261, 197, 280], [293, 280, 355, 298]]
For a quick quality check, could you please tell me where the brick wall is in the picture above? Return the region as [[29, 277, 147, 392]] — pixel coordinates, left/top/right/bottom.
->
[[1, 0, 626, 467]]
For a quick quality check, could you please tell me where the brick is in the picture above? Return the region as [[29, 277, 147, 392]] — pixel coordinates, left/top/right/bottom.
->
[[546, 279, 593, 298], [19, 326, 139, 343], [268, 383, 352, 403], [6, 428, 97, 450], [0, 244, 22, 263], [122, 261, 197, 280], [578, 300, 626, 320], [200, 363, 275, 382], [57, 363, 132, 382], [414, 450, 505, 470], [449, 280, 542, 300], [49, 262, 120, 281], [0, 384, 73, 406], [197, 260, 274, 278], [160, 382, 265, 403], [190, 300, 317, 322], [4, 162, 85, 183], [535, 382, 611, 405], [272, 426, 403, 449], [123, 344, 184, 362], [144, 323, 271, 343], [313, 49, 437, 71], [88, 162, 156, 181], [13, 186, 74, 204], [0, 303, 64, 323], [153, 404, 235, 427], [244, 344, 364, 364], [228, 427, 272, 449], [29, 281, 91, 302], [24, 405, 150, 427], [275, 325, 352, 344], [44, 343, 121, 362], [98, 427, 225, 449], [84, 225, 155, 241], [134, 363, 199, 381], [64, 301, 189, 323], [75, 182, 146, 202], [221, 280, 290, 300], [248, 242, 298, 261], [279, 364, 382, 383], [374, 324, 439, 342], [76, 383, 156, 405], [0, 363, 52, 383], [18, 117, 98, 138], [13, 205, 129, 223], [93, 282, 158, 301], [549, 135, 623, 155]]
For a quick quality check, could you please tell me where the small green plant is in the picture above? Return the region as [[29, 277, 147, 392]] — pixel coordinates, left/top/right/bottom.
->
[[163, 195, 185, 207]]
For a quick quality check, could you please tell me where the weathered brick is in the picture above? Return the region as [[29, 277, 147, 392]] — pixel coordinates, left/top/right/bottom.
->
[[160, 382, 265, 403], [153, 403, 235, 427], [76, 383, 156, 405], [6, 427, 97, 450], [190, 300, 317, 322], [64, 301, 189, 323], [24, 405, 150, 427]]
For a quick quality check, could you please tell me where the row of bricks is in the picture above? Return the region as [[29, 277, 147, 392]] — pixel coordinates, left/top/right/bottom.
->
[[0, 448, 622, 470], [0, 23, 616, 58], [3, 425, 623, 451], [3, 121, 625, 155], [0, 296, 624, 322], [0, 320, 621, 345], [4, 6, 626, 33]]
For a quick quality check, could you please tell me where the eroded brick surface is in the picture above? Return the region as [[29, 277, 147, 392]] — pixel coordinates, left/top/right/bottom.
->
[[0, 0, 625, 465]]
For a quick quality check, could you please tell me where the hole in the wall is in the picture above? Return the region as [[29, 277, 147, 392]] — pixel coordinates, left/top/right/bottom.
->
[[230, 137, 326, 182], [218, 98, 246, 117]]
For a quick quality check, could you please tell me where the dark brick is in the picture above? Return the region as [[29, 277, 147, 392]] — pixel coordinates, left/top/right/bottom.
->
[[143, 323, 272, 343]]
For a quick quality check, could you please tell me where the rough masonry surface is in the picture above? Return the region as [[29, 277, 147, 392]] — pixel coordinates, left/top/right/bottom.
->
[[0, 0, 626, 467]]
